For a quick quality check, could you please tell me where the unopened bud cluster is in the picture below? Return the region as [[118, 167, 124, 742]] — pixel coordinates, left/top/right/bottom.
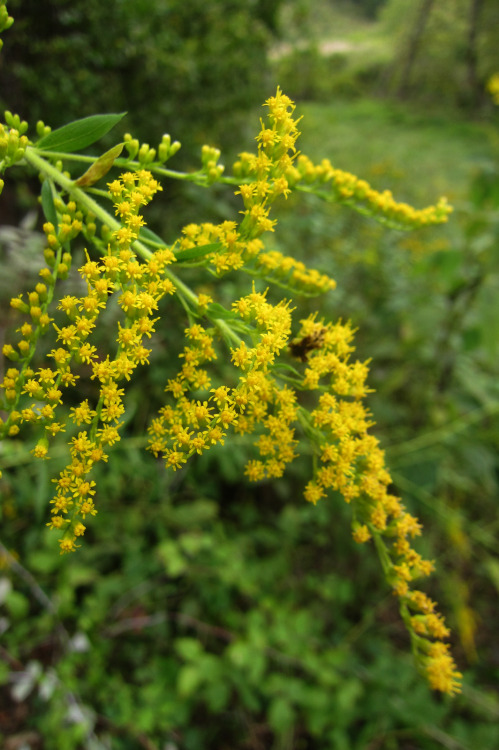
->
[[124, 132, 181, 165], [0, 112, 29, 172]]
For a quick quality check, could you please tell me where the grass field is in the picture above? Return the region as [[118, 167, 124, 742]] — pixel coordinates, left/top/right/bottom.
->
[[294, 98, 497, 206]]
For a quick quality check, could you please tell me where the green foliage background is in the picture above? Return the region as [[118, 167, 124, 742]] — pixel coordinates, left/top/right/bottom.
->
[[1, 1, 499, 748], [0, 0, 276, 152]]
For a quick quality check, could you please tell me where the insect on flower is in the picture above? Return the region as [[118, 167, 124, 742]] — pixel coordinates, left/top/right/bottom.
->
[[289, 327, 327, 362]]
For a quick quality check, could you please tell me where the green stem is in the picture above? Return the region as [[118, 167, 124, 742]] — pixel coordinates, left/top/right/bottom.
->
[[391, 470, 498, 552], [220, 318, 243, 347], [31, 148, 234, 186], [386, 400, 499, 459], [372, 532, 393, 578]]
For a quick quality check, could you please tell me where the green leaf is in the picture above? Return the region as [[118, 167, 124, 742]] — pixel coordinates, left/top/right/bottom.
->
[[74, 143, 124, 187], [0, 661, 9, 686], [174, 637, 203, 662], [5, 589, 30, 619], [36, 113, 126, 153], [227, 641, 252, 668], [484, 557, 499, 593], [179, 531, 210, 555], [177, 664, 202, 697], [206, 681, 231, 712], [157, 540, 187, 577], [41, 179, 58, 226], [139, 225, 166, 246], [205, 302, 238, 320], [28, 547, 61, 575], [169, 498, 218, 527], [269, 696, 294, 734], [272, 362, 302, 377]]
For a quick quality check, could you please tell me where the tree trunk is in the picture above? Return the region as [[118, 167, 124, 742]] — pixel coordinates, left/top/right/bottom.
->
[[396, 0, 437, 99], [465, 0, 485, 109]]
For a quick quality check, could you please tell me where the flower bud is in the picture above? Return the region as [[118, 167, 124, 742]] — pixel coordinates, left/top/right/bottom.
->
[[39, 313, 51, 330], [2, 344, 19, 361], [4, 386, 17, 401], [44, 248, 56, 267], [10, 296, 29, 313], [35, 283, 48, 300], [18, 340, 30, 355], [6, 128, 19, 156], [37, 121, 52, 139], [158, 142, 169, 163], [124, 133, 139, 160], [33, 439, 49, 459], [86, 221, 96, 238], [39, 267, 54, 283], [138, 143, 155, 164], [13, 147, 26, 163], [170, 140, 181, 157], [57, 263, 69, 280]]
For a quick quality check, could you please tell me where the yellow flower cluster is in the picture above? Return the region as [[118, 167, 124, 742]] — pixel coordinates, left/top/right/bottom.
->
[[148, 323, 221, 468], [288, 313, 461, 694], [0, 201, 83, 443], [1, 170, 176, 551], [123, 131, 181, 166], [149, 285, 298, 479], [0, 119, 29, 171], [49, 171, 177, 552], [290, 154, 452, 229], [175, 89, 335, 298], [424, 641, 463, 696], [254, 249, 336, 296], [236, 88, 301, 223], [230, 288, 297, 479], [178, 219, 252, 274], [0, 0, 13, 48], [242, 380, 298, 481], [235, 148, 451, 233]]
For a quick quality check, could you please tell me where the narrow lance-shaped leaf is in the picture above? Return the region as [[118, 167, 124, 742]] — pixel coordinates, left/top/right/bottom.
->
[[74, 143, 124, 187], [41, 179, 58, 227], [36, 113, 126, 153], [139, 226, 167, 246], [205, 302, 240, 320]]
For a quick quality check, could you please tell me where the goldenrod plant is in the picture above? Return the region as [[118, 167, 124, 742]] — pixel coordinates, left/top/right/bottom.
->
[[0, 1, 461, 696]]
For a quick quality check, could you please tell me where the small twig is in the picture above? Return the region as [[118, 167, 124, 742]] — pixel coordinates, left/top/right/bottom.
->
[[386, 401, 499, 459], [95, 711, 160, 750], [172, 611, 235, 643], [0, 541, 60, 620], [102, 612, 167, 637], [0, 643, 24, 670]]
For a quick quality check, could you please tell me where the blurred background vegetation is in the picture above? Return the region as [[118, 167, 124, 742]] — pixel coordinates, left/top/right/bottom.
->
[[1, 0, 499, 748]]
